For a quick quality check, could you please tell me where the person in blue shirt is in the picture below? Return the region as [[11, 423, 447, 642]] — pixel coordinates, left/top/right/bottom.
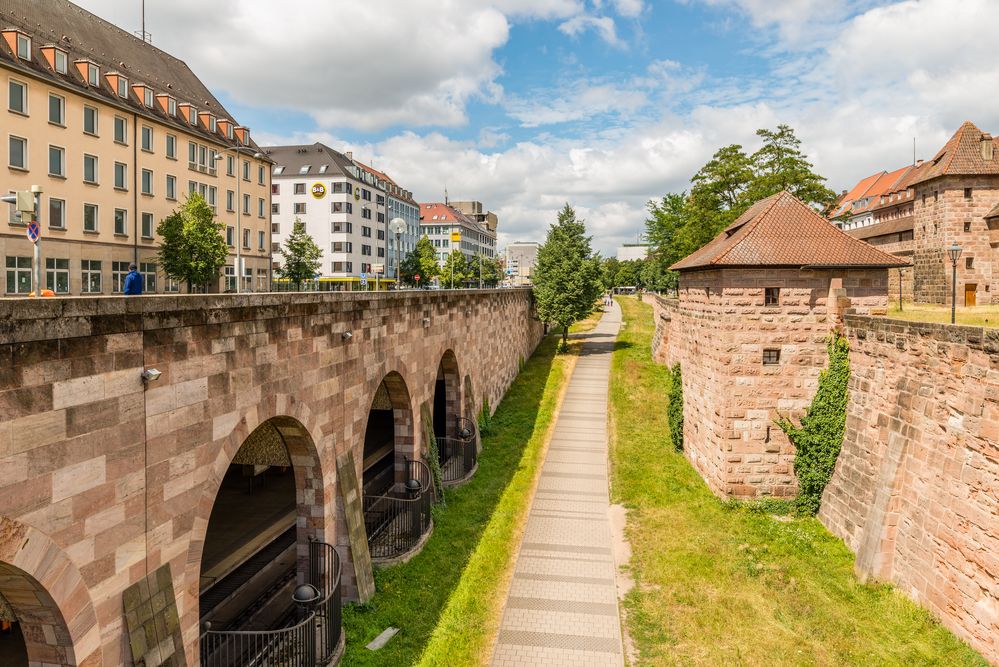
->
[[123, 263, 143, 295]]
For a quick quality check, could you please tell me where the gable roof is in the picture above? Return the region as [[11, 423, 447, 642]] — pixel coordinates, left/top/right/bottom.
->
[[671, 191, 909, 271], [420, 203, 474, 225], [910, 121, 999, 185], [264, 143, 355, 178], [829, 170, 886, 217]]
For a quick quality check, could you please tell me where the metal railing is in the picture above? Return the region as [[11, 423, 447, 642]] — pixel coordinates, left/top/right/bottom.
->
[[436, 436, 477, 483], [363, 459, 434, 559], [200, 540, 342, 667], [455, 416, 477, 443]]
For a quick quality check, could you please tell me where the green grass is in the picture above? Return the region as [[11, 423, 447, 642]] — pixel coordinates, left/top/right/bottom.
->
[[341, 333, 574, 666], [888, 302, 999, 327], [609, 296, 986, 667]]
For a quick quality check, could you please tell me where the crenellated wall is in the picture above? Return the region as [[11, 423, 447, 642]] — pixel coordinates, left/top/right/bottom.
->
[[0, 289, 544, 666]]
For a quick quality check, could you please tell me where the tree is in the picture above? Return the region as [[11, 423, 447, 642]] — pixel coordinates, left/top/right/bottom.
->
[[684, 144, 755, 250], [156, 193, 228, 292], [615, 260, 640, 287], [467, 255, 501, 287], [601, 257, 620, 290], [533, 203, 603, 350], [276, 219, 322, 290], [643, 193, 687, 291], [400, 236, 439, 287], [442, 249, 469, 288], [749, 124, 836, 208]]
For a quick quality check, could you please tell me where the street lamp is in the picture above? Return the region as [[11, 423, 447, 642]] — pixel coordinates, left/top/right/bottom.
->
[[389, 217, 407, 289], [947, 242, 962, 324], [214, 145, 264, 293]]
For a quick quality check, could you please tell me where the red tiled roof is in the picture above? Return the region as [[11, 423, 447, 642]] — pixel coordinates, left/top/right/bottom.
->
[[845, 216, 914, 241], [910, 121, 999, 185], [671, 191, 910, 271], [420, 203, 474, 225]]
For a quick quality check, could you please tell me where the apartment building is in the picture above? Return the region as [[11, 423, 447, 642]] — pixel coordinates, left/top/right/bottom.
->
[[1, 0, 271, 295], [504, 241, 539, 286], [266, 143, 392, 289], [419, 202, 497, 267], [353, 160, 420, 280]]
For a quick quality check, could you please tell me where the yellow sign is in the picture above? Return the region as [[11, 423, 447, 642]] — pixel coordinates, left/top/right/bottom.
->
[[450, 231, 461, 243], [311, 183, 327, 199]]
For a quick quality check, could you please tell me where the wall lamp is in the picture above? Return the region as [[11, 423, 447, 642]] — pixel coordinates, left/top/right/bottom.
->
[[422, 317, 431, 327], [141, 368, 162, 383], [341, 331, 353, 341]]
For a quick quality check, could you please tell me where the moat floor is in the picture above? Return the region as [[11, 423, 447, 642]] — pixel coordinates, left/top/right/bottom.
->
[[491, 301, 625, 667]]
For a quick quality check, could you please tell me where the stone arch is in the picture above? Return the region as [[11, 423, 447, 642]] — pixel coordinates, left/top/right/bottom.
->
[[181, 396, 331, 652], [433, 349, 462, 440], [0, 517, 102, 667], [358, 370, 416, 492]]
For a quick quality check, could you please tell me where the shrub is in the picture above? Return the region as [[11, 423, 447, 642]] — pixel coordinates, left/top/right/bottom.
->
[[667, 362, 684, 451]]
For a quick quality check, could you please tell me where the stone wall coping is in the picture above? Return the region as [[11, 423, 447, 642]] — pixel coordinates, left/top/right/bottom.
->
[[843, 313, 999, 354], [0, 288, 534, 345]]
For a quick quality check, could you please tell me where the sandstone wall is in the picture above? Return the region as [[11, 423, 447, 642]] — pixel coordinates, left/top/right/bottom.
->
[[0, 290, 544, 666], [820, 315, 999, 663]]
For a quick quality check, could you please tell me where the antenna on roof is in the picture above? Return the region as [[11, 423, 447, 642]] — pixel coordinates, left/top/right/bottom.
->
[[444, 184, 449, 206], [134, 0, 152, 43]]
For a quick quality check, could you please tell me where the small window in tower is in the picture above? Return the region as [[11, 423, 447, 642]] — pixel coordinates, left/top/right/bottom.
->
[[964, 221, 972, 232], [762, 349, 781, 365], [964, 187, 973, 199], [764, 287, 780, 306], [966, 257, 974, 269]]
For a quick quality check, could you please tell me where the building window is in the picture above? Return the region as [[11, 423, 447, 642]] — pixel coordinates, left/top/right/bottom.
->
[[271, 223, 280, 234], [299, 165, 310, 175], [45, 257, 69, 293], [81, 259, 102, 293], [377, 229, 385, 240], [83, 154, 98, 184], [112, 261, 130, 293], [226, 226, 235, 247], [83, 106, 98, 135], [361, 208, 372, 220], [294, 183, 306, 195], [141, 169, 153, 195], [243, 228, 250, 248], [167, 98, 177, 116], [114, 162, 127, 189], [964, 221, 972, 232], [964, 187, 973, 199], [48, 145, 65, 177], [377, 247, 385, 258], [361, 244, 372, 256], [258, 230, 265, 250], [764, 287, 780, 306], [141, 126, 153, 151], [48, 93, 65, 125], [142, 212, 154, 238], [272, 184, 280, 195], [362, 226, 372, 237], [361, 188, 371, 201], [763, 349, 781, 365], [258, 197, 265, 218], [207, 186, 217, 210], [243, 194, 250, 214], [14, 33, 30, 60], [83, 203, 98, 232], [114, 209, 127, 236], [86, 63, 99, 86], [333, 221, 352, 233], [49, 198, 64, 228], [116, 76, 128, 98], [53, 49, 67, 74], [140, 262, 157, 292], [226, 190, 235, 212], [226, 155, 235, 177], [243, 160, 250, 181], [271, 203, 280, 215], [8, 80, 26, 113], [332, 242, 353, 253], [5, 256, 31, 294], [377, 212, 385, 223], [164, 134, 176, 160], [224, 265, 236, 292], [8, 136, 26, 169], [966, 257, 974, 269], [294, 202, 306, 215], [114, 116, 127, 144], [166, 175, 176, 200], [258, 165, 265, 185]]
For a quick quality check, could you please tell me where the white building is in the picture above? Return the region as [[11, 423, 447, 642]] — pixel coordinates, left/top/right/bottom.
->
[[419, 202, 498, 266], [266, 143, 390, 289], [616, 244, 650, 261], [353, 161, 420, 280], [504, 241, 539, 286]]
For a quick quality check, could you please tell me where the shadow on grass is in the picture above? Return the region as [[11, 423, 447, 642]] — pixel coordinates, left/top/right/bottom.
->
[[341, 334, 562, 666]]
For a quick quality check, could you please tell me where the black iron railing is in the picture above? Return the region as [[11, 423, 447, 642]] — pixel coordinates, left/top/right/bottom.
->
[[363, 459, 434, 559], [436, 436, 477, 484], [455, 416, 477, 443], [200, 540, 342, 667]]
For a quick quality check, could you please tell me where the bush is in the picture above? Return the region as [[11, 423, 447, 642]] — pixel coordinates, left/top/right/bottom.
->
[[775, 333, 850, 515], [478, 396, 493, 436], [667, 363, 684, 451]]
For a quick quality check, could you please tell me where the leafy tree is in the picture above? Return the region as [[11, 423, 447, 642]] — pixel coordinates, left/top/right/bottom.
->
[[615, 260, 640, 287], [749, 124, 836, 208], [533, 203, 603, 351], [442, 249, 469, 288], [601, 257, 620, 290], [640, 258, 677, 292], [156, 193, 228, 292], [684, 144, 755, 250], [467, 255, 501, 287], [400, 236, 439, 287], [276, 218, 322, 290]]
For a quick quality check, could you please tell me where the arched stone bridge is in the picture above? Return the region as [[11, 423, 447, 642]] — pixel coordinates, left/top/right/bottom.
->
[[0, 289, 544, 666]]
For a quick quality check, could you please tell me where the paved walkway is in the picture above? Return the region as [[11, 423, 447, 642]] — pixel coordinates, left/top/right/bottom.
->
[[491, 301, 624, 667]]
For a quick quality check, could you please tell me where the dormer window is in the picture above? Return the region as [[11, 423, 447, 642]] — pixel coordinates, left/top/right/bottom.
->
[[319, 164, 329, 174], [167, 98, 176, 116], [117, 76, 128, 98], [189, 107, 198, 125], [273, 166, 285, 175], [199, 112, 217, 133], [299, 165, 310, 174], [143, 88, 153, 108], [53, 48, 66, 73], [16, 33, 30, 60], [87, 63, 99, 86]]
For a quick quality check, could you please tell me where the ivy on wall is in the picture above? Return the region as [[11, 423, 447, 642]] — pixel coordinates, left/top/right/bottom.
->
[[668, 363, 684, 452], [775, 333, 850, 515]]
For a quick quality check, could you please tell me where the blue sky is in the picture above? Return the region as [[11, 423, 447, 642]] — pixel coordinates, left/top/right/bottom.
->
[[77, 0, 999, 254]]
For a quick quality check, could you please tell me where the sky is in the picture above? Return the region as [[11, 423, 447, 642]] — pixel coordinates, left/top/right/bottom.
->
[[75, 0, 999, 255]]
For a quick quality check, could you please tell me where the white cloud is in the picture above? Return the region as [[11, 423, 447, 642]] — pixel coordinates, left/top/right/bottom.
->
[[558, 14, 622, 46]]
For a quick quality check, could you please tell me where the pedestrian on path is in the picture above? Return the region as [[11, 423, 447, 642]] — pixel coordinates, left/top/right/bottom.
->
[[124, 264, 143, 295]]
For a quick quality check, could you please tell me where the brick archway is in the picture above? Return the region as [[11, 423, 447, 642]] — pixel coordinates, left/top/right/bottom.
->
[[434, 349, 462, 440], [0, 517, 102, 667], [180, 395, 332, 660]]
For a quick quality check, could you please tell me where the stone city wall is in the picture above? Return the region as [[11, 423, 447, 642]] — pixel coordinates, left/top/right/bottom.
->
[[820, 315, 999, 664], [0, 289, 544, 666]]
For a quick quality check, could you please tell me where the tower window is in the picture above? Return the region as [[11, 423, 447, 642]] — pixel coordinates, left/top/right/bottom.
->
[[762, 349, 781, 365]]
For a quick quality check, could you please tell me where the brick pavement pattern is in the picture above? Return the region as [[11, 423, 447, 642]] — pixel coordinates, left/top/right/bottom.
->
[[492, 301, 624, 667]]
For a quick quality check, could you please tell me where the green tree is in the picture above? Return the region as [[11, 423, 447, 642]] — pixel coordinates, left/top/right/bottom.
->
[[643, 193, 688, 291], [684, 144, 755, 250], [533, 203, 603, 350], [442, 249, 469, 288], [466, 255, 501, 287], [749, 124, 836, 208], [156, 193, 228, 292], [276, 218, 322, 290], [400, 236, 440, 287], [615, 260, 639, 287], [601, 257, 621, 290]]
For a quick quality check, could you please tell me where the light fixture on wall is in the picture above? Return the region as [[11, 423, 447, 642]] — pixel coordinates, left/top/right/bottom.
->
[[341, 330, 353, 341], [141, 368, 161, 383], [422, 317, 431, 327]]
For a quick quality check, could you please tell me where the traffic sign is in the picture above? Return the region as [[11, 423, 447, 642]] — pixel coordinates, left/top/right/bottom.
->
[[26, 221, 40, 243]]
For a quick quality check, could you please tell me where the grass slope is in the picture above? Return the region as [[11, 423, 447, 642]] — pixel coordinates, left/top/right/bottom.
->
[[610, 296, 985, 667], [888, 302, 999, 328], [341, 333, 572, 665]]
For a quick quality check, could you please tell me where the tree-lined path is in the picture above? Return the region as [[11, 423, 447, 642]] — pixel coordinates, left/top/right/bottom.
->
[[491, 301, 624, 666]]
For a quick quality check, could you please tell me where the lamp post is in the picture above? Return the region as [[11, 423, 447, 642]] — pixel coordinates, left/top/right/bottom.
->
[[215, 144, 264, 293], [947, 242, 962, 324], [389, 217, 406, 289]]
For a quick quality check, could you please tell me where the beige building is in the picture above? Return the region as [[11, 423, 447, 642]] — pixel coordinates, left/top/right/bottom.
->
[[2, 0, 271, 296]]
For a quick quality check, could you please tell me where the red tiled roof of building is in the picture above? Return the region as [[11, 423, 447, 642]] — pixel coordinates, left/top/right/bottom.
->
[[910, 121, 999, 185], [671, 191, 910, 271], [420, 202, 474, 225], [829, 170, 886, 217], [844, 216, 914, 241]]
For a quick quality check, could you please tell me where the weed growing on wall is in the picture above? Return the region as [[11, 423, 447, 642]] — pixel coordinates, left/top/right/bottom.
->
[[775, 333, 850, 515], [668, 363, 684, 451], [478, 397, 493, 436]]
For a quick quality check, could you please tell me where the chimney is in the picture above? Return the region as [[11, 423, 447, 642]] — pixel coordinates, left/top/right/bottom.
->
[[981, 133, 994, 160], [345, 151, 353, 160]]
